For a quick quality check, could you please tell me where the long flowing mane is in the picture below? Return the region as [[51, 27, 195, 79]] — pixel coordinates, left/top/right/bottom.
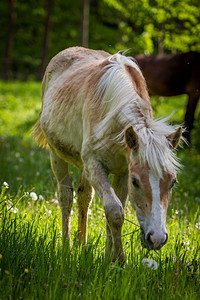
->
[[92, 53, 182, 177]]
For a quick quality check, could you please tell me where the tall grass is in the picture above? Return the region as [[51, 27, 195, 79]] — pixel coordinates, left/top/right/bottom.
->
[[0, 82, 200, 299]]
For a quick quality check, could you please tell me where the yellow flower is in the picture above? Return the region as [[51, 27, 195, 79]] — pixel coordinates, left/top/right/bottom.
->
[[5, 270, 10, 275], [24, 268, 29, 273], [0, 254, 2, 259]]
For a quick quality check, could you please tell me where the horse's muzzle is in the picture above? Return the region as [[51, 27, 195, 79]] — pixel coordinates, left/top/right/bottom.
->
[[140, 228, 168, 250]]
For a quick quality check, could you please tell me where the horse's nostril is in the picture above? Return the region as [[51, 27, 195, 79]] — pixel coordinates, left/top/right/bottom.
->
[[146, 232, 154, 249], [146, 232, 168, 250], [163, 233, 168, 245]]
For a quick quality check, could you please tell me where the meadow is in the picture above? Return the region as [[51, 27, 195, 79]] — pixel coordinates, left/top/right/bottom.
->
[[0, 81, 200, 299]]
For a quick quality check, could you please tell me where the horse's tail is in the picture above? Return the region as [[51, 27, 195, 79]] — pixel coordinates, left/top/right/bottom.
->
[[31, 118, 48, 148]]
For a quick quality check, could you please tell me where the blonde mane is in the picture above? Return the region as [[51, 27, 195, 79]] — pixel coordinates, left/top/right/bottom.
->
[[92, 53, 182, 177]]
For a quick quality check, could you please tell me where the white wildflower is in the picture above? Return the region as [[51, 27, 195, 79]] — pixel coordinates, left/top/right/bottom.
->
[[11, 207, 18, 213], [3, 182, 9, 188], [142, 258, 158, 270], [52, 199, 59, 204], [30, 192, 38, 201], [88, 209, 92, 215], [195, 222, 200, 229], [183, 239, 190, 245], [15, 152, 20, 158], [39, 195, 44, 200], [48, 210, 52, 214]]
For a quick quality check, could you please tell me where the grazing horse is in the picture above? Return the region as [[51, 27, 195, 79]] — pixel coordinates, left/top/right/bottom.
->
[[135, 51, 200, 143], [32, 47, 182, 263]]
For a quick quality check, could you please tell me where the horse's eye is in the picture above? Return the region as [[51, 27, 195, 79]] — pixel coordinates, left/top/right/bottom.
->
[[132, 176, 140, 188], [170, 178, 177, 189]]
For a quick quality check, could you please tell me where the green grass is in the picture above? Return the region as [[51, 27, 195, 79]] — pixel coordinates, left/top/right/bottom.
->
[[0, 81, 200, 299]]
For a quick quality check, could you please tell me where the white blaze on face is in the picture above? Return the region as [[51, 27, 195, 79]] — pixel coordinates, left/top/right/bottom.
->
[[148, 170, 166, 234]]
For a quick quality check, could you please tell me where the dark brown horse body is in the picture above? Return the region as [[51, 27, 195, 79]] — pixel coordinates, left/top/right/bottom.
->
[[135, 52, 200, 142]]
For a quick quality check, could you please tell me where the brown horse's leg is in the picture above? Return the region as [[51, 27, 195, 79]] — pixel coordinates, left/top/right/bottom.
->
[[184, 94, 199, 143], [105, 173, 128, 260], [50, 149, 73, 241], [77, 172, 93, 244]]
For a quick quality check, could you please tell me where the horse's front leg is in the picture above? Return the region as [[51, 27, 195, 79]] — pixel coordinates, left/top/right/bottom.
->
[[83, 156, 126, 264], [105, 173, 128, 259]]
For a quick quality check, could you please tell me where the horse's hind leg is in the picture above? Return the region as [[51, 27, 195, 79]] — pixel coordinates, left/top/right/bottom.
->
[[77, 172, 93, 244], [50, 149, 73, 240]]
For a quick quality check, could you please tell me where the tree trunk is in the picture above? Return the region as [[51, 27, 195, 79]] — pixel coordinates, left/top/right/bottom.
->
[[38, 0, 54, 81], [80, 0, 90, 47], [2, 0, 16, 80]]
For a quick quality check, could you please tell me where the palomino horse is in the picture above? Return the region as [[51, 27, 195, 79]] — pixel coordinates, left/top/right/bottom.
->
[[135, 52, 200, 143], [32, 47, 182, 263]]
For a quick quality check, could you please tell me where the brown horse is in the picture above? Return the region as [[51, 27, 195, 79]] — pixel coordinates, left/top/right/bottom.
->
[[32, 47, 182, 263], [135, 52, 200, 143]]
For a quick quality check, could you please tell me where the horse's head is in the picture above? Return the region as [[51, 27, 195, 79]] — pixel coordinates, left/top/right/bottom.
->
[[125, 126, 182, 250]]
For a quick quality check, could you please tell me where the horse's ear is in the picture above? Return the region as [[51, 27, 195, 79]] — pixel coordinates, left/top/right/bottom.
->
[[167, 127, 182, 149], [125, 126, 138, 151]]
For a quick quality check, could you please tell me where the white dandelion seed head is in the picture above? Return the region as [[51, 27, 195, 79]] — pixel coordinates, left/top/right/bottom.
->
[[142, 258, 158, 270], [11, 207, 18, 213], [39, 195, 44, 200], [30, 192, 38, 201], [3, 182, 9, 188]]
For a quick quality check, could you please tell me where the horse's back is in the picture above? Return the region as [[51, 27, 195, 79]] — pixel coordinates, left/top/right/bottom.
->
[[42, 47, 110, 97]]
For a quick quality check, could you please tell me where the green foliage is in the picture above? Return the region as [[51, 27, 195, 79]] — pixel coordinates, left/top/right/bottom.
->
[[0, 0, 199, 78], [0, 82, 200, 298], [103, 0, 200, 54]]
